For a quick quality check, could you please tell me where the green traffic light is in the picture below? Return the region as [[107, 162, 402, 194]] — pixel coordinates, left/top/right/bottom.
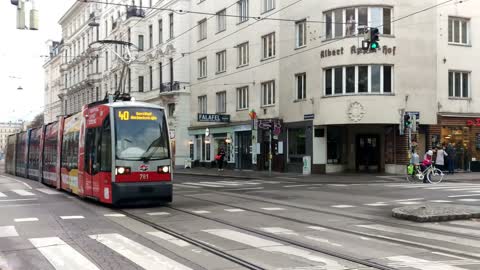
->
[[370, 42, 378, 49]]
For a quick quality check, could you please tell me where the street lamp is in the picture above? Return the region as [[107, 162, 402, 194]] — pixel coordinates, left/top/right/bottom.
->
[[17, 86, 23, 91]]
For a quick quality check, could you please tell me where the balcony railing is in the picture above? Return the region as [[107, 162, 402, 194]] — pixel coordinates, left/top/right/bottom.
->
[[160, 81, 180, 93], [126, 6, 145, 19]]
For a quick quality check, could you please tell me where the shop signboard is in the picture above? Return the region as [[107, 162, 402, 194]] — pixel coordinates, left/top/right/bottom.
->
[[467, 119, 480, 127], [197, 113, 230, 123]]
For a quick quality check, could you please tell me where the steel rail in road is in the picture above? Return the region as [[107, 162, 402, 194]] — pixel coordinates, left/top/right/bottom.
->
[[179, 193, 480, 261], [116, 209, 266, 270]]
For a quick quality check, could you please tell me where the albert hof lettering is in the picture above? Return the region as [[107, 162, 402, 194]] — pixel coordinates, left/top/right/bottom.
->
[[320, 45, 397, 59]]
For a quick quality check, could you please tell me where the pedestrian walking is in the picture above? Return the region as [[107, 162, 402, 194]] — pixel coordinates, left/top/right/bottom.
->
[[446, 143, 456, 174], [435, 145, 448, 172], [216, 147, 226, 171]]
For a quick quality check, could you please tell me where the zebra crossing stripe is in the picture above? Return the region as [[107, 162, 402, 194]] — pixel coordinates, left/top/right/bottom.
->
[[29, 237, 100, 270], [0, 192, 7, 198], [89, 233, 193, 270], [147, 231, 191, 247], [36, 188, 61, 195], [387, 255, 468, 270], [11, 189, 35, 196], [0, 226, 18, 237]]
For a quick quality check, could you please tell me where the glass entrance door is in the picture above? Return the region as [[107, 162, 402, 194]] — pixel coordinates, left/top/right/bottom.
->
[[356, 135, 380, 172], [236, 131, 252, 169]]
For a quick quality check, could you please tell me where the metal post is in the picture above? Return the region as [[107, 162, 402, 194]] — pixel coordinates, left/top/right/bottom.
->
[[269, 128, 272, 177]]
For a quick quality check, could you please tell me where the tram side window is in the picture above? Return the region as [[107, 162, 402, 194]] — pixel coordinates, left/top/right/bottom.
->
[[100, 118, 112, 172], [71, 132, 79, 170], [61, 134, 69, 169]]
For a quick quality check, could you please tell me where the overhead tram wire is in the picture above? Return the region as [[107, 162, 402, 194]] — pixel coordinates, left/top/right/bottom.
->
[[186, 0, 457, 88], [80, 0, 351, 25], [126, 0, 306, 86]]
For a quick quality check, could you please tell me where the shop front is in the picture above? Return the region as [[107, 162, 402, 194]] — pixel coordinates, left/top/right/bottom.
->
[[429, 115, 480, 172], [188, 120, 252, 170]]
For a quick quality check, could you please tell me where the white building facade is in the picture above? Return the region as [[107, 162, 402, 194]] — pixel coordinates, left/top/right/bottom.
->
[[43, 41, 63, 124], [188, 0, 480, 173]]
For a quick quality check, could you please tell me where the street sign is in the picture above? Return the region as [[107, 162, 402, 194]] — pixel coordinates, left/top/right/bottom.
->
[[197, 113, 230, 123], [406, 111, 420, 120], [258, 120, 272, 129], [304, 114, 315, 120]]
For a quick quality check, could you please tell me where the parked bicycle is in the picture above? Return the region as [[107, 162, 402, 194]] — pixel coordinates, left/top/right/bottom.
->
[[406, 163, 444, 184]]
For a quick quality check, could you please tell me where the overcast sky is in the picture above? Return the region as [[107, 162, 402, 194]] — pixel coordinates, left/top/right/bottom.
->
[[0, 0, 75, 123]]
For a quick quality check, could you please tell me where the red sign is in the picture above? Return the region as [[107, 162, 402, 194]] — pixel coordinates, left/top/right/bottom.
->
[[467, 119, 480, 127]]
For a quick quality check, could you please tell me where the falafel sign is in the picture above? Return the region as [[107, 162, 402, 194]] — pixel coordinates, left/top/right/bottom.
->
[[320, 45, 397, 59]]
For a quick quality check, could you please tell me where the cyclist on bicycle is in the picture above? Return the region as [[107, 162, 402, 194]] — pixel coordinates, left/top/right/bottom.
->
[[421, 150, 434, 183]]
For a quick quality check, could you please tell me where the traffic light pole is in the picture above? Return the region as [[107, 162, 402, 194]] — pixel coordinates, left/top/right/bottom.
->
[[269, 128, 272, 177]]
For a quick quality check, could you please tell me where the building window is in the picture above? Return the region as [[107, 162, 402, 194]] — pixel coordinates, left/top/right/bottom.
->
[[324, 65, 394, 96], [261, 80, 275, 106], [217, 9, 226, 32], [295, 73, 306, 100], [169, 13, 174, 39], [149, 66, 153, 91], [237, 86, 249, 110], [138, 35, 144, 51], [105, 52, 108, 70], [448, 17, 469, 45], [198, 19, 207, 41], [148, 24, 153, 49], [237, 42, 249, 67], [158, 19, 163, 44], [238, 0, 249, 23], [325, 6, 392, 39], [216, 91, 226, 113], [138, 76, 144, 92], [262, 32, 275, 59], [288, 128, 306, 161], [216, 50, 227, 73], [167, 103, 175, 117], [159, 62, 163, 89], [198, 95, 207, 113], [449, 71, 470, 98], [295, 20, 307, 48], [198, 57, 207, 78], [263, 0, 275, 13]]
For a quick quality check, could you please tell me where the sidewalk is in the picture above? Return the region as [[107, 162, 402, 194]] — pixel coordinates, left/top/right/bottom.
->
[[174, 167, 480, 183]]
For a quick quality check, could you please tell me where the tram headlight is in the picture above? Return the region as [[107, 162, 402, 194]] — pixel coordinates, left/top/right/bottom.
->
[[158, 166, 170, 174], [115, 166, 130, 175]]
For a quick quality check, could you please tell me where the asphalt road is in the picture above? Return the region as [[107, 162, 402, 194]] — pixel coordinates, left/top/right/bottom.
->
[[0, 171, 479, 270]]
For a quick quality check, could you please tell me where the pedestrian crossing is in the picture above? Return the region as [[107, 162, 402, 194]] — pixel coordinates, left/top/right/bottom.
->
[[174, 179, 280, 189], [0, 216, 479, 270], [0, 188, 63, 199]]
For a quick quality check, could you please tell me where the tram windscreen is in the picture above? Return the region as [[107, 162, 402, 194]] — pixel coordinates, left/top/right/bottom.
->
[[115, 108, 170, 161]]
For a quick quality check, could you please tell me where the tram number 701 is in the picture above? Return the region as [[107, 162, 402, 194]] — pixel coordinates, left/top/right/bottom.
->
[[140, 174, 149, 180]]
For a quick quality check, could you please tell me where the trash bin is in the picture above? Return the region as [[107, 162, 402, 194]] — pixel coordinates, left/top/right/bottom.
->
[[184, 159, 192, 169]]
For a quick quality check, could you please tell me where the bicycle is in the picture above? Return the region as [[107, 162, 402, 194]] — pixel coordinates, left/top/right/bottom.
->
[[406, 163, 444, 184]]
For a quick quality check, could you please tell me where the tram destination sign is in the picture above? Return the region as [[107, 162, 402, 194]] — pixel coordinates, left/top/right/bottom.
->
[[197, 113, 231, 123]]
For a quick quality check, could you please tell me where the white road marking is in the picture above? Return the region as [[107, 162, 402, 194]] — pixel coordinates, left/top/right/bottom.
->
[[90, 233, 193, 270], [264, 246, 346, 269], [226, 187, 264, 191], [261, 227, 298, 235], [364, 203, 390, 206], [0, 198, 37, 202], [147, 212, 170, 216], [14, 218, 39, 222], [431, 252, 468, 260], [147, 231, 191, 247], [448, 194, 480, 198], [449, 220, 480, 227], [103, 213, 125, 217], [224, 209, 245, 212], [394, 198, 424, 202], [0, 192, 7, 198], [426, 223, 480, 237], [204, 229, 281, 248], [60, 216, 84, 220], [192, 210, 210, 214], [200, 181, 241, 186], [0, 226, 18, 237], [331, 205, 355, 208], [429, 200, 452, 203], [360, 237, 371, 241], [173, 184, 201, 189], [397, 201, 422, 205], [11, 189, 35, 196], [308, 226, 329, 231], [305, 236, 342, 247], [387, 255, 468, 270], [357, 224, 480, 248], [261, 207, 285, 211], [36, 188, 61, 195], [445, 188, 480, 191], [2, 176, 33, 189], [283, 184, 310, 188], [327, 184, 348, 187], [181, 182, 223, 188], [30, 237, 100, 270], [458, 198, 480, 202]]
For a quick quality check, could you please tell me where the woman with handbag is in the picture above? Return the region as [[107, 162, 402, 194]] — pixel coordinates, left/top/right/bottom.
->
[[216, 148, 226, 171]]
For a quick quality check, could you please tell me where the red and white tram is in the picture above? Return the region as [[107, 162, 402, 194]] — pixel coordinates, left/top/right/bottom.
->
[[6, 96, 173, 205]]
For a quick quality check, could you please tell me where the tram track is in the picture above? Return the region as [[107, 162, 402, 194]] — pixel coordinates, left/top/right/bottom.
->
[[175, 192, 480, 261]]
